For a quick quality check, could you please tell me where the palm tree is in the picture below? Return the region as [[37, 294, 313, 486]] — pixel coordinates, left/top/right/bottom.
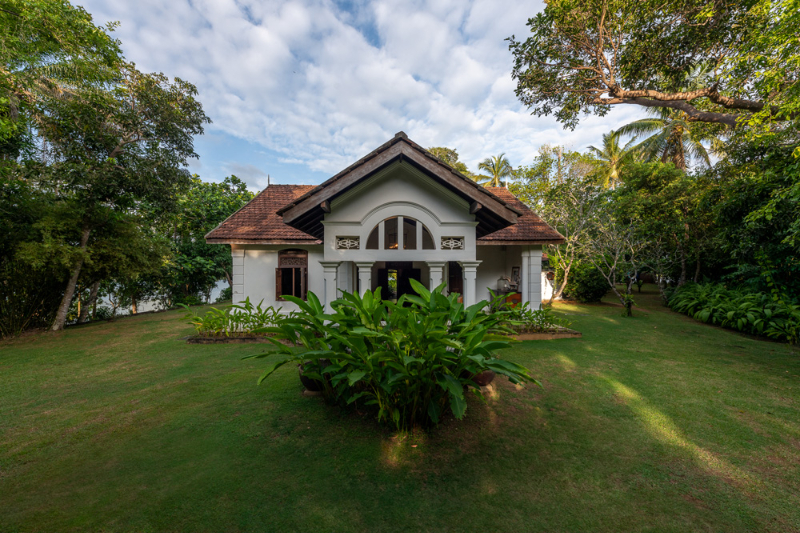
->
[[587, 130, 638, 189], [477, 153, 513, 187], [617, 108, 722, 170]]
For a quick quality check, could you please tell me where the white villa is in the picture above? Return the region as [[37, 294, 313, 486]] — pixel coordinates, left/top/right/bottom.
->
[[206, 132, 564, 311]]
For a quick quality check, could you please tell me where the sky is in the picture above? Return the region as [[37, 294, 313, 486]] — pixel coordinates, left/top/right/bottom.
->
[[79, 0, 647, 190]]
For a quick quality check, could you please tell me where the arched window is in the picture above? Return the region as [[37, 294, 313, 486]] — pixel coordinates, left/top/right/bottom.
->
[[365, 216, 435, 250], [276, 249, 307, 300]]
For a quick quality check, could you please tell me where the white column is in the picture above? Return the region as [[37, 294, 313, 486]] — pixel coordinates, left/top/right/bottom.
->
[[355, 261, 374, 296], [320, 261, 341, 311], [231, 248, 245, 303], [528, 248, 543, 310], [520, 247, 530, 304], [397, 216, 403, 250], [459, 261, 481, 308], [427, 261, 446, 291]]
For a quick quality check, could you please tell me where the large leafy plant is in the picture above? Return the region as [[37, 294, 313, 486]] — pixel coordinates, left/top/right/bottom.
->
[[499, 299, 572, 333], [248, 281, 540, 431], [180, 298, 282, 337], [669, 283, 799, 344]]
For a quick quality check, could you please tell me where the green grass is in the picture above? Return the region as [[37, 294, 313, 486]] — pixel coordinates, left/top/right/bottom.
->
[[1, 286, 799, 533]]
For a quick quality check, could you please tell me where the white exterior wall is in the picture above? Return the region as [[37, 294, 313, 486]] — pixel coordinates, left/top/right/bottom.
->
[[231, 161, 550, 310], [233, 244, 324, 312], [542, 272, 554, 301], [475, 245, 545, 307], [322, 161, 478, 263]]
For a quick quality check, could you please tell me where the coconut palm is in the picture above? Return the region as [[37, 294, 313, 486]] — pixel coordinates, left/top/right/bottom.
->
[[587, 130, 638, 189], [617, 108, 722, 170], [477, 153, 513, 187]]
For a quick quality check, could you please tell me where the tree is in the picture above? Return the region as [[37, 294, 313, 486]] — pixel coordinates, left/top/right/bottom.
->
[[0, 0, 122, 160], [33, 62, 210, 330], [508, 0, 799, 132], [587, 130, 637, 188], [711, 140, 800, 295], [583, 201, 647, 316], [510, 146, 599, 302], [617, 108, 722, 170], [154, 175, 254, 306], [428, 146, 482, 181], [478, 153, 513, 187], [614, 162, 715, 288]]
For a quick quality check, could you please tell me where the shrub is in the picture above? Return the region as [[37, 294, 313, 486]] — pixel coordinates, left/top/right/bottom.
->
[[499, 299, 572, 332], [560, 262, 608, 303], [669, 283, 800, 344], [180, 298, 282, 337], [248, 281, 540, 431]]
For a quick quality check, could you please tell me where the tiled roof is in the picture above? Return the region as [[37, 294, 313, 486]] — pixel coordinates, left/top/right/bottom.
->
[[206, 184, 564, 245], [478, 187, 564, 244], [205, 185, 321, 243]]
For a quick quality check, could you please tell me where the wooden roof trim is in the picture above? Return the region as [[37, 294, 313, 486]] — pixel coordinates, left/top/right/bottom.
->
[[206, 239, 322, 245], [476, 239, 566, 245], [276, 132, 522, 220]]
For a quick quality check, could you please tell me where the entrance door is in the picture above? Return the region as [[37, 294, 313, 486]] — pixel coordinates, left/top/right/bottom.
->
[[377, 262, 421, 300], [448, 261, 463, 295]]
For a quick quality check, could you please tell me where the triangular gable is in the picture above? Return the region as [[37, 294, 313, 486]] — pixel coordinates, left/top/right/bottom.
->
[[276, 132, 522, 239]]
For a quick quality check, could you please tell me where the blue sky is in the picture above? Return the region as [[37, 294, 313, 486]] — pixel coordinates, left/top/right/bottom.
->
[[79, 0, 647, 190]]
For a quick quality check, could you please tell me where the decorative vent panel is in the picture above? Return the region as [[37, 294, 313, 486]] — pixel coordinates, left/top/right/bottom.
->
[[336, 236, 360, 250], [440, 237, 464, 250]]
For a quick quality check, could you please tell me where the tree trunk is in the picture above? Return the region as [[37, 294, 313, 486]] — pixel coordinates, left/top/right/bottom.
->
[[549, 262, 572, 303], [693, 255, 701, 283], [78, 280, 100, 323], [131, 296, 137, 314], [625, 276, 635, 317], [51, 227, 91, 331], [678, 222, 691, 286]]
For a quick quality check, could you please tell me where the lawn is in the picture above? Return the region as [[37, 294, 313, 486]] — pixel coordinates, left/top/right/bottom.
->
[[1, 287, 799, 533]]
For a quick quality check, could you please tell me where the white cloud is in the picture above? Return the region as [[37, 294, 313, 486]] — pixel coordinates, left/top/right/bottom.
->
[[80, 0, 649, 181]]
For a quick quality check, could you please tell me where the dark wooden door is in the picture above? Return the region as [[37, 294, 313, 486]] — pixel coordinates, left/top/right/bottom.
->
[[376, 268, 389, 299], [398, 268, 421, 298], [448, 261, 463, 295]]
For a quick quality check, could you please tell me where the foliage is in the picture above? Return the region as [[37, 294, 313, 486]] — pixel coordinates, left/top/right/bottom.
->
[[582, 202, 647, 316], [669, 282, 800, 343], [587, 130, 637, 189], [427, 146, 475, 178], [249, 282, 539, 431], [614, 162, 716, 286], [155, 175, 254, 305], [617, 107, 721, 171], [508, 0, 797, 130], [501, 300, 572, 332], [711, 141, 800, 295], [511, 150, 600, 302], [510, 145, 594, 209], [0, 0, 123, 160], [477, 153, 513, 187], [558, 261, 608, 304], [180, 298, 282, 337]]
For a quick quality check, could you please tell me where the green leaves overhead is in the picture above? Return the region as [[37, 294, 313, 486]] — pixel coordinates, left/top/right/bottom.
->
[[508, 0, 798, 132]]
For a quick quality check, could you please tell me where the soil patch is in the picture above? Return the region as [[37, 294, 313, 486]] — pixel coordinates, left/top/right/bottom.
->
[[513, 326, 582, 341], [185, 335, 295, 345]]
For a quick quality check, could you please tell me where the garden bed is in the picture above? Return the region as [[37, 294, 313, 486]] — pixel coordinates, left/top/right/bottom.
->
[[512, 325, 582, 340], [185, 335, 295, 345]]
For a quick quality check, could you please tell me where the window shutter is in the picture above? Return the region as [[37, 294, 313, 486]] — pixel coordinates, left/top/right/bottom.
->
[[275, 268, 282, 299], [302, 267, 308, 300]]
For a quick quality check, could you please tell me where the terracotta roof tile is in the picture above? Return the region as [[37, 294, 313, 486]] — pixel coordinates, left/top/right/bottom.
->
[[478, 187, 564, 244], [206, 184, 564, 245], [205, 185, 320, 243]]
